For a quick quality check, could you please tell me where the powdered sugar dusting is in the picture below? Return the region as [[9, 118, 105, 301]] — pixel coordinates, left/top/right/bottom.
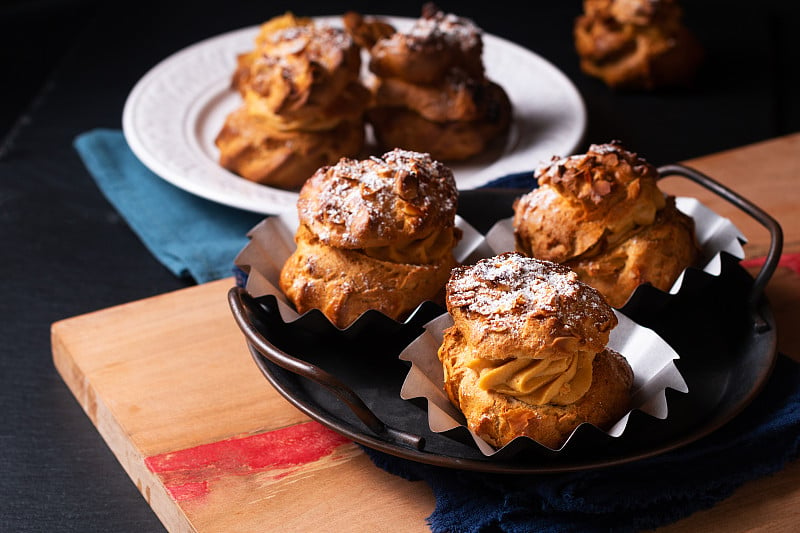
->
[[447, 253, 614, 338], [406, 9, 481, 52], [297, 149, 457, 247], [266, 21, 353, 51], [249, 20, 355, 92]]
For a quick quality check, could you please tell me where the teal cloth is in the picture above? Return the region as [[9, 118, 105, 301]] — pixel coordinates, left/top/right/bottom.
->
[[74, 128, 263, 283], [73, 128, 532, 284]]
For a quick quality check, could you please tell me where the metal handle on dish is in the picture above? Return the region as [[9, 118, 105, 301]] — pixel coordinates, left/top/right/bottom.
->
[[657, 163, 784, 333], [227, 287, 425, 451]]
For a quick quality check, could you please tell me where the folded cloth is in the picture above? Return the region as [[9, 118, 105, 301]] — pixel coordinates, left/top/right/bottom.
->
[[363, 353, 800, 533], [73, 128, 535, 284], [73, 128, 263, 283]]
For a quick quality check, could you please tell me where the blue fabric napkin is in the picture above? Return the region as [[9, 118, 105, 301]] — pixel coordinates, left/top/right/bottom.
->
[[73, 128, 535, 284], [75, 128, 800, 532], [364, 354, 800, 532], [74, 128, 263, 283]]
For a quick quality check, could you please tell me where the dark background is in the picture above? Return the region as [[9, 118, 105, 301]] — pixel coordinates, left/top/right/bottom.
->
[[1, 1, 798, 531]]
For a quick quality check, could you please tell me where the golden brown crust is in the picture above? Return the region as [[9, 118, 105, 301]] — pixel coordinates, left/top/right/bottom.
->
[[513, 140, 665, 263], [280, 225, 458, 327], [440, 331, 633, 449], [563, 197, 699, 306], [215, 108, 365, 189], [296, 149, 459, 249], [280, 149, 462, 328], [445, 253, 617, 361], [342, 11, 396, 50], [231, 13, 316, 93], [367, 81, 512, 162], [367, 3, 484, 85], [371, 72, 498, 123], [359, 4, 512, 162], [512, 141, 699, 307], [216, 12, 369, 189], [574, 0, 704, 90], [240, 80, 371, 133], [232, 13, 363, 111], [438, 253, 633, 449]]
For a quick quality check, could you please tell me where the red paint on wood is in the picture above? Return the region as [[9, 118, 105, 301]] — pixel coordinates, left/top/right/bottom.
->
[[169, 481, 209, 501], [742, 253, 800, 275], [145, 421, 352, 501]]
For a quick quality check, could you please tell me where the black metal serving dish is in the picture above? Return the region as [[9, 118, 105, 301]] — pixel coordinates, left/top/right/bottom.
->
[[228, 164, 783, 473]]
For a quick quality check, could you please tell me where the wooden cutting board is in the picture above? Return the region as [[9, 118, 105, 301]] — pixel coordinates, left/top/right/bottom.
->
[[52, 134, 800, 532]]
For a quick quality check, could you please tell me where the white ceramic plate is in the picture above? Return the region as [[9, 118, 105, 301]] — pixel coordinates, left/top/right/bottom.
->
[[122, 16, 587, 215]]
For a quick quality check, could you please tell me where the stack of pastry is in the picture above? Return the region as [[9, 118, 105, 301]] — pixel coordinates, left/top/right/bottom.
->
[[512, 140, 699, 308], [438, 252, 633, 449], [346, 4, 512, 161], [215, 13, 370, 189], [279, 148, 462, 329], [574, 0, 704, 90]]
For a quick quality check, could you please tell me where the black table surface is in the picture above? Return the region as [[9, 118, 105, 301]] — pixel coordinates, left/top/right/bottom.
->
[[2, 0, 798, 531]]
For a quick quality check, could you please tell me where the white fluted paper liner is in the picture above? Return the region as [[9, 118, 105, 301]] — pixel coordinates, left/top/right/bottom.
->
[[233, 194, 743, 454], [235, 196, 743, 322], [484, 196, 746, 297], [233, 212, 491, 324], [399, 310, 689, 455]]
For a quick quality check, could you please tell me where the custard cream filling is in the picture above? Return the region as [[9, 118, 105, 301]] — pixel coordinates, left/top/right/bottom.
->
[[467, 346, 596, 406], [363, 227, 456, 265]]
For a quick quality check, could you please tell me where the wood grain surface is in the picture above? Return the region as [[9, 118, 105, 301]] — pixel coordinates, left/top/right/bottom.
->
[[52, 134, 800, 532]]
